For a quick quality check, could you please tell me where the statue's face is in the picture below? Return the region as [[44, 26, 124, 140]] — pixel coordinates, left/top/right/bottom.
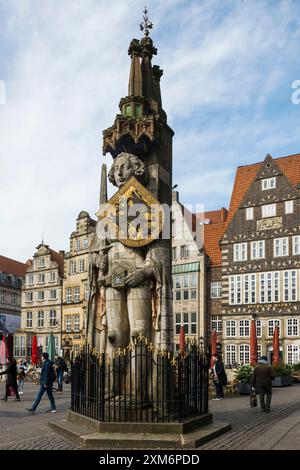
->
[[114, 155, 135, 187]]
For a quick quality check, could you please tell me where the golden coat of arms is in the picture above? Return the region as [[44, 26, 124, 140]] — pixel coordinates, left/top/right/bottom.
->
[[96, 176, 164, 247]]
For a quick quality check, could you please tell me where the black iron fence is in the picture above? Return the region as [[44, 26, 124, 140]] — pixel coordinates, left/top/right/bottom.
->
[[71, 337, 209, 423]]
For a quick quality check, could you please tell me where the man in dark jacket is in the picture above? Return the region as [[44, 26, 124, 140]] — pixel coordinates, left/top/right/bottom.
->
[[54, 355, 67, 392], [211, 354, 227, 400], [26, 352, 56, 413], [252, 356, 275, 412], [0, 356, 20, 401]]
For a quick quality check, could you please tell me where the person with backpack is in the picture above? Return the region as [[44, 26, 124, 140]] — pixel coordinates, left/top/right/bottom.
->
[[25, 352, 56, 413], [54, 354, 68, 392]]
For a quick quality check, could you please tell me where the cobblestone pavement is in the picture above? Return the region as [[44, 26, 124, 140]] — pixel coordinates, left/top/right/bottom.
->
[[0, 381, 300, 450]]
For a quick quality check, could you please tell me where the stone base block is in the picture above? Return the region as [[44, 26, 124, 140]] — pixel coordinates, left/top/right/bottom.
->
[[48, 411, 231, 449]]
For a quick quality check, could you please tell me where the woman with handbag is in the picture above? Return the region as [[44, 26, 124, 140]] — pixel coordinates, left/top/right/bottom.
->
[[0, 356, 20, 402]]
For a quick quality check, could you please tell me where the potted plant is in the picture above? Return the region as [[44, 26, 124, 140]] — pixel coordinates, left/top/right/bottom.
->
[[272, 364, 293, 387], [235, 365, 253, 395]]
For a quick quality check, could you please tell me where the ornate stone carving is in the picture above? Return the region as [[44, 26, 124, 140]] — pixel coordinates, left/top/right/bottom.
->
[[257, 216, 282, 231]]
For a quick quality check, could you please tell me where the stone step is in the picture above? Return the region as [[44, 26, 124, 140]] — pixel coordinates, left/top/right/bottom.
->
[[49, 418, 231, 449]]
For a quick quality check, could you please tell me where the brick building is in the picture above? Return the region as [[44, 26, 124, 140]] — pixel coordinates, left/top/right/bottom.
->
[[220, 153, 300, 367]]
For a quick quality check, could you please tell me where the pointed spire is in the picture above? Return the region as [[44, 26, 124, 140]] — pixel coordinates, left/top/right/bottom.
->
[[128, 39, 142, 97], [100, 163, 107, 206]]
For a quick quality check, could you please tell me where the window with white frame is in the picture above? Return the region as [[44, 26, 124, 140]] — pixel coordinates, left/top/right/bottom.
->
[[284, 270, 297, 302], [38, 273, 45, 284], [257, 344, 262, 359], [285, 200, 294, 214], [180, 245, 189, 259], [50, 271, 56, 282], [239, 320, 250, 337], [26, 336, 33, 357], [54, 336, 59, 354], [74, 315, 80, 332], [66, 288, 72, 303], [14, 336, 25, 357], [0, 291, 5, 303], [268, 319, 281, 337], [25, 292, 33, 302], [79, 259, 85, 273], [49, 310, 57, 327], [211, 281, 222, 298], [251, 240, 265, 260], [262, 177, 276, 190], [172, 247, 177, 261], [244, 274, 256, 304], [70, 261, 76, 274], [262, 203, 276, 218], [76, 239, 81, 251], [274, 237, 289, 257], [287, 318, 298, 337], [229, 275, 242, 304], [174, 312, 197, 335], [287, 344, 299, 365], [37, 291, 45, 301], [246, 207, 254, 220], [256, 320, 262, 337], [26, 311, 32, 328], [49, 289, 57, 300], [233, 243, 247, 262], [225, 320, 236, 337], [37, 311, 44, 328], [84, 283, 89, 301], [12, 293, 17, 305], [74, 287, 80, 303], [225, 344, 237, 366], [39, 257, 46, 268], [27, 274, 34, 285], [260, 272, 279, 303], [65, 316, 72, 332], [83, 238, 89, 249], [211, 315, 222, 333], [239, 344, 250, 364], [190, 273, 197, 288], [293, 236, 300, 255]]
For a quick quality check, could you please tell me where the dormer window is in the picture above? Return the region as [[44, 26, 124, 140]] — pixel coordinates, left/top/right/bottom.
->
[[262, 177, 276, 190]]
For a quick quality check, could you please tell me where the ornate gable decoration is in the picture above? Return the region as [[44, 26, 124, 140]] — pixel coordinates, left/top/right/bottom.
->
[[96, 176, 164, 247]]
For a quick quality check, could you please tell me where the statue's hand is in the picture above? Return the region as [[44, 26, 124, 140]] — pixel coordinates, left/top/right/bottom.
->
[[125, 270, 145, 287]]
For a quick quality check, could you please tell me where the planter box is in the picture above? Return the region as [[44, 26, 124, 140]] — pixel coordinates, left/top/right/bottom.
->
[[238, 383, 252, 395], [272, 375, 293, 387]]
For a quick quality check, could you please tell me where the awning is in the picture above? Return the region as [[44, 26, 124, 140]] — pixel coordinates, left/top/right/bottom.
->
[[172, 262, 200, 274]]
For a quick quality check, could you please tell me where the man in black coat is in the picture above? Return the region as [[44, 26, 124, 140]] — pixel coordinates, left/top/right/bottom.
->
[[211, 354, 227, 400], [26, 352, 56, 413], [0, 356, 20, 401]]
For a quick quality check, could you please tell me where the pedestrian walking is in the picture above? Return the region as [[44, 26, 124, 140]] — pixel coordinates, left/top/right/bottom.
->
[[26, 352, 56, 413], [252, 355, 275, 412], [0, 356, 20, 402], [54, 355, 68, 392], [17, 359, 27, 395], [211, 354, 227, 400]]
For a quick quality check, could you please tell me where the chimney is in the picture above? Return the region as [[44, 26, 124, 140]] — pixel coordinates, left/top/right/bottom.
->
[[221, 207, 228, 222]]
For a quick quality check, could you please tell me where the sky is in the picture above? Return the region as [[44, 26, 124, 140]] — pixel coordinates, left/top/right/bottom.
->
[[1, 0, 300, 262]]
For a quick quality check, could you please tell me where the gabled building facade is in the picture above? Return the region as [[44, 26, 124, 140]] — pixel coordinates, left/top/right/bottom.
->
[[171, 191, 207, 349], [14, 243, 64, 359], [221, 153, 300, 367], [62, 211, 96, 359], [0, 255, 28, 339]]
